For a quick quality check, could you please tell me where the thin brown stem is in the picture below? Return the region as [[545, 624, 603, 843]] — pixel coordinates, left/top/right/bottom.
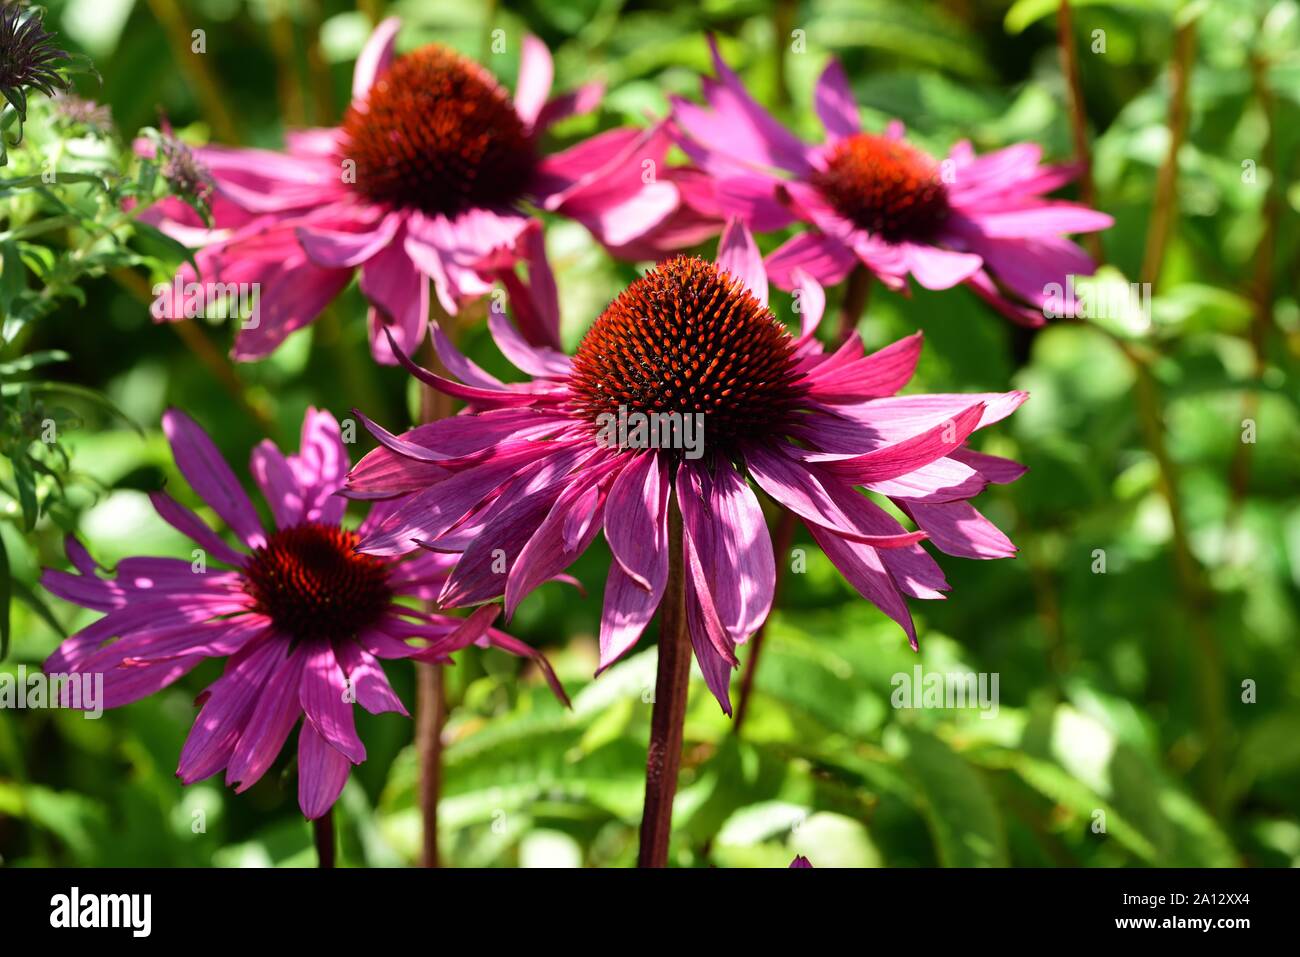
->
[[637, 501, 689, 868], [414, 659, 446, 868], [837, 266, 872, 343], [1140, 23, 1196, 287], [313, 808, 335, 868], [415, 336, 457, 868], [1227, 49, 1279, 529], [733, 509, 797, 733], [1057, 0, 1103, 263], [1057, 11, 1224, 814], [145, 0, 242, 144]]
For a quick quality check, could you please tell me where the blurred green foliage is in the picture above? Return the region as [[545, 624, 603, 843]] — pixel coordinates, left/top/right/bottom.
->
[[1, 0, 1298, 867]]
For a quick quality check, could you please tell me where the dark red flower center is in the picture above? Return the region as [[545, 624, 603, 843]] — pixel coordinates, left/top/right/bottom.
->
[[339, 45, 535, 218], [244, 523, 392, 644], [810, 133, 949, 242], [569, 257, 805, 453]]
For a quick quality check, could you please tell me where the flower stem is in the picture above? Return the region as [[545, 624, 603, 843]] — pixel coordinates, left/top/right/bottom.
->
[[1056, 0, 1103, 263], [414, 658, 446, 867], [144, 0, 242, 144], [1139, 22, 1196, 286], [416, 336, 456, 868], [733, 508, 797, 734], [313, 808, 335, 868], [638, 500, 689, 868], [838, 266, 872, 343]]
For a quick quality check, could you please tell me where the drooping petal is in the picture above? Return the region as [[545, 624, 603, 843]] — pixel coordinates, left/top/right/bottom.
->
[[300, 643, 366, 764], [298, 720, 351, 820], [226, 645, 307, 791]]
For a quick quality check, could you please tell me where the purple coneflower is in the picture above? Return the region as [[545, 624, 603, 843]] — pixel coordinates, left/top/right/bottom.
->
[[141, 17, 711, 363], [670, 38, 1113, 325], [42, 408, 566, 819], [345, 220, 1026, 715], [0, 4, 68, 119]]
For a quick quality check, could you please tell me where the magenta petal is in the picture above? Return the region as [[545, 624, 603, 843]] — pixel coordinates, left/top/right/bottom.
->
[[905, 501, 1016, 559], [296, 213, 401, 268], [967, 204, 1114, 239], [299, 643, 366, 764], [177, 634, 281, 784], [716, 218, 768, 306], [535, 81, 604, 131], [950, 447, 1028, 485], [807, 522, 917, 649], [603, 453, 670, 592], [745, 444, 929, 548], [162, 409, 267, 549], [250, 439, 304, 528], [298, 720, 351, 820], [598, 560, 664, 672], [799, 402, 986, 485], [362, 233, 430, 365], [334, 640, 408, 716], [514, 34, 554, 129], [814, 58, 859, 141], [506, 471, 609, 617], [293, 408, 350, 525], [700, 35, 813, 176], [226, 646, 307, 791], [791, 268, 826, 342], [804, 332, 923, 403], [764, 231, 857, 290], [679, 460, 774, 642], [148, 491, 247, 566], [598, 453, 670, 669], [903, 243, 984, 290], [352, 16, 401, 101]]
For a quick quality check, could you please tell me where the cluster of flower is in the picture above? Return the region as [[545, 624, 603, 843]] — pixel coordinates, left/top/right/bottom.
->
[[42, 18, 1110, 823]]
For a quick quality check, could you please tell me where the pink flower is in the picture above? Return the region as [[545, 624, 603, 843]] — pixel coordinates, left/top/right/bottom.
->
[[669, 38, 1113, 326], [344, 220, 1026, 715], [42, 408, 567, 819], [144, 18, 704, 363]]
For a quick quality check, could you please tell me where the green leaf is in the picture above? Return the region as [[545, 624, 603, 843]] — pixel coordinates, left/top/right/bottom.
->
[[13, 576, 66, 640], [0, 350, 69, 375], [3, 381, 141, 434], [885, 725, 1008, 866], [11, 454, 39, 530]]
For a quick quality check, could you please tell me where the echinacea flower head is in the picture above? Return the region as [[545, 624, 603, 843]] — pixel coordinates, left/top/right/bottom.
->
[[670, 38, 1114, 326], [0, 4, 68, 119], [42, 408, 566, 819], [142, 17, 708, 364], [346, 220, 1027, 715]]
